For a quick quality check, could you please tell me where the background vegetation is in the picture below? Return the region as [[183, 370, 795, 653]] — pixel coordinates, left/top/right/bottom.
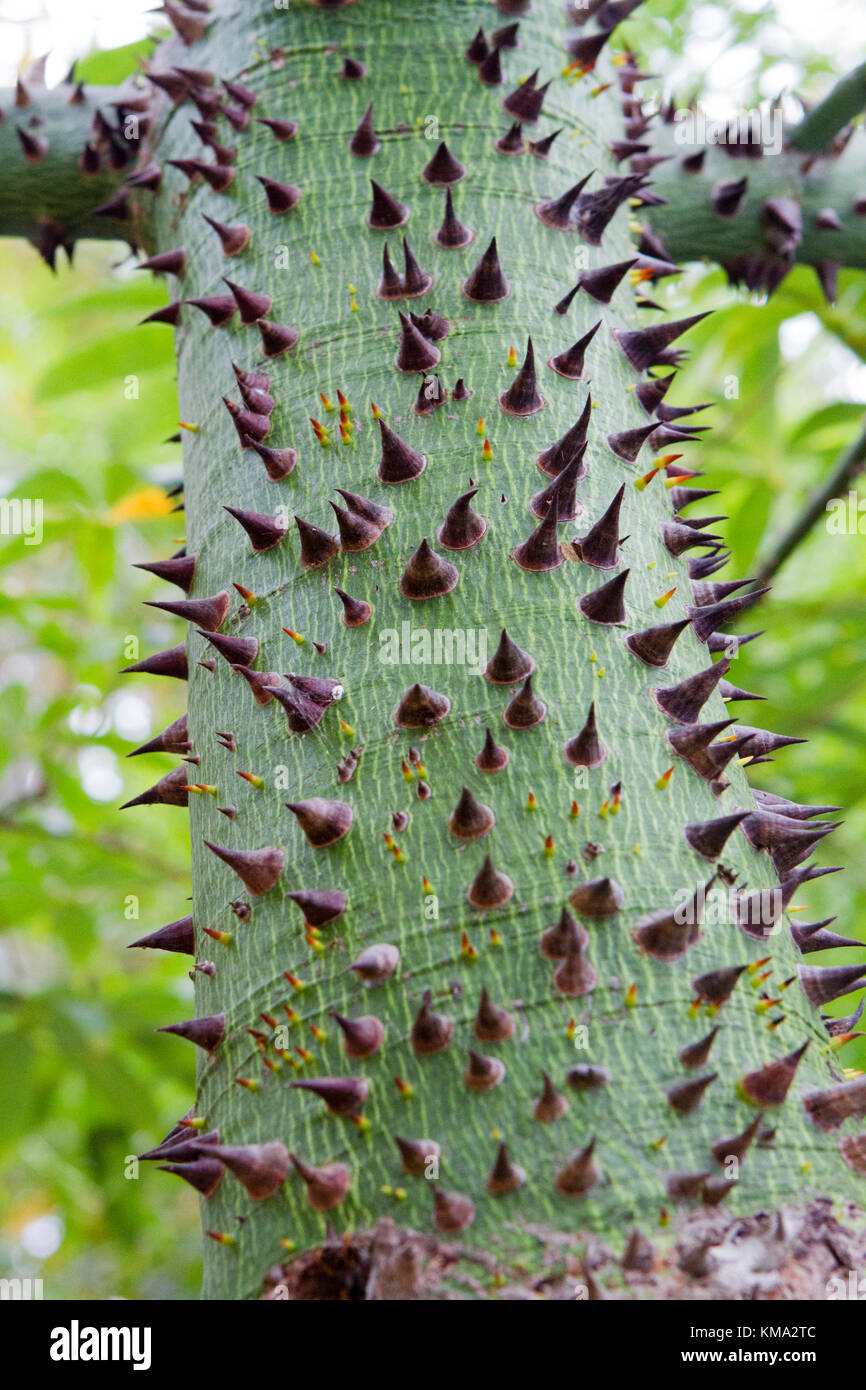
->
[[0, 3, 863, 1299]]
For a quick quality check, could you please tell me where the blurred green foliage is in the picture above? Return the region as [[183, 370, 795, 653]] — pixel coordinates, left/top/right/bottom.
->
[[0, 4, 863, 1299], [0, 235, 203, 1298]]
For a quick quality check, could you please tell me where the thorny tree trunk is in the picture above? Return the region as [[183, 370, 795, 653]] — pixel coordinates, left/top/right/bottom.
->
[[3, 0, 866, 1301]]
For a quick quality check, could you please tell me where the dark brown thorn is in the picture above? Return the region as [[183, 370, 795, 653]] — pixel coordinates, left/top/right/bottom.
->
[[465, 1049, 506, 1091], [438, 488, 487, 549], [143, 589, 229, 632], [462, 236, 509, 302], [395, 1136, 440, 1175], [579, 257, 636, 304], [537, 398, 591, 479], [137, 246, 186, 275], [679, 1028, 720, 1071], [367, 179, 408, 230], [684, 810, 749, 860], [495, 121, 526, 155], [114, 730, 168, 791], [349, 102, 380, 157], [256, 116, 298, 140], [258, 321, 299, 358], [503, 71, 550, 124], [467, 853, 514, 909], [548, 321, 601, 379], [711, 1114, 762, 1167], [249, 440, 297, 480], [395, 311, 440, 373], [129, 915, 194, 954], [534, 1071, 569, 1122], [653, 657, 732, 723], [201, 212, 250, 256], [348, 943, 400, 984], [286, 797, 353, 848], [448, 786, 495, 840], [484, 629, 535, 684], [411, 989, 454, 1054], [632, 875, 716, 963], [294, 516, 339, 569], [289, 1154, 351, 1211], [223, 505, 286, 553], [292, 1076, 369, 1117], [612, 313, 711, 372], [185, 294, 236, 327], [477, 46, 503, 86], [568, 876, 624, 918], [256, 176, 302, 214], [376, 418, 426, 484], [487, 1143, 525, 1195], [535, 173, 593, 230], [712, 177, 748, 216], [555, 1140, 600, 1196], [329, 501, 384, 552], [579, 569, 629, 625], [285, 888, 347, 927], [540, 907, 588, 961], [203, 839, 284, 895], [740, 1043, 809, 1107], [167, 158, 235, 193], [198, 629, 258, 666], [157, 1157, 223, 1197], [625, 618, 689, 668], [606, 420, 658, 463], [799, 963, 866, 1009], [230, 661, 280, 706], [120, 644, 188, 681], [503, 674, 547, 729], [394, 682, 451, 728], [399, 538, 458, 599], [511, 507, 562, 572], [223, 396, 270, 445], [499, 336, 546, 415], [466, 28, 489, 63], [692, 964, 747, 1007], [133, 554, 196, 592], [157, 1013, 225, 1053], [330, 1013, 384, 1060], [563, 701, 606, 767], [402, 236, 433, 296], [139, 300, 182, 327], [128, 713, 190, 758], [530, 455, 582, 521], [435, 187, 474, 248], [529, 128, 562, 158], [474, 987, 515, 1043], [377, 242, 403, 299], [667, 1073, 717, 1113], [422, 141, 466, 184]]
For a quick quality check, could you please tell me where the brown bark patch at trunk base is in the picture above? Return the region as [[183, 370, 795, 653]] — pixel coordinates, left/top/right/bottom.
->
[[261, 1203, 866, 1300]]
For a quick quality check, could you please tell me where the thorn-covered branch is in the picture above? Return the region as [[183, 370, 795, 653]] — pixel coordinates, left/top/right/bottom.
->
[[790, 60, 866, 154], [640, 116, 866, 300], [0, 72, 164, 265]]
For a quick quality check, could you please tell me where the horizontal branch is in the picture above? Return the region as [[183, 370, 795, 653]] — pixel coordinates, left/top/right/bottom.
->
[[642, 118, 866, 290], [0, 75, 163, 264], [791, 60, 866, 154]]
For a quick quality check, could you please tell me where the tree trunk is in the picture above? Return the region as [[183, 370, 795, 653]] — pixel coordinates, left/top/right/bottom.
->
[[4, 0, 864, 1300]]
